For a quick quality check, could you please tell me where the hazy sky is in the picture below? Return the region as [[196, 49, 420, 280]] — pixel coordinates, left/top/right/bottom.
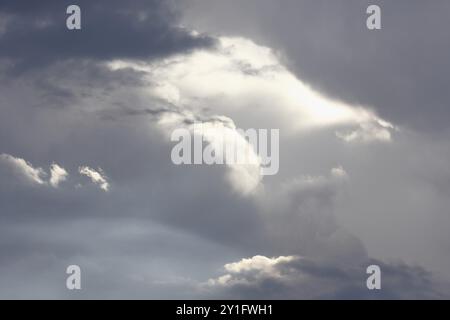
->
[[0, 0, 449, 299]]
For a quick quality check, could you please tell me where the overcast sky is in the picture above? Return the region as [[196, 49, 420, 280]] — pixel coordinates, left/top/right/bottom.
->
[[0, 0, 450, 299]]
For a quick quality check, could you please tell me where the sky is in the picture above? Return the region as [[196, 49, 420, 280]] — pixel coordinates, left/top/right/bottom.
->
[[0, 0, 450, 299]]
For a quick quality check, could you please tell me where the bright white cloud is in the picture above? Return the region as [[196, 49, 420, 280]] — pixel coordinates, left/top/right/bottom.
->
[[106, 36, 395, 195], [106, 36, 396, 195], [224, 255, 295, 274], [0, 153, 46, 185], [193, 120, 263, 195], [0, 154, 71, 188], [108, 36, 395, 142], [49, 163, 68, 187], [79, 166, 110, 192], [162, 112, 263, 195], [208, 255, 297, 286]]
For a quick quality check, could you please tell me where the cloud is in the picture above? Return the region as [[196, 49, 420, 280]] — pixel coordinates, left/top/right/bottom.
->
[[104, 35, 394, 195], [0, 0, 214, 71], [336, 120, 396, 143], [0, 2, 449, 299], [49, 163, 68, 188], [0, 153, 112, 191], [208, 255, 296, 286], [206, 255, 448, 299], [0, 153, 46, 185], [331, 166, 348, 179], [79, 166, 110, 192], [195, 121, 263, 195], [183, 0, 450, 134], [109, 36, 394, 143], [164, 113, 263, 195]]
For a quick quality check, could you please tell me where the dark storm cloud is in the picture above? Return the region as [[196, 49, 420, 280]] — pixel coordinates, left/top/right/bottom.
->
[[206, 256, 448, 299], [183, 0, 450, 133], [0, 0, 214, 70]]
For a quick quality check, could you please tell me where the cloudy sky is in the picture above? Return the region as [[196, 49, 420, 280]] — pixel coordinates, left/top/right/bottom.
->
[[1, 0, 450, 299]]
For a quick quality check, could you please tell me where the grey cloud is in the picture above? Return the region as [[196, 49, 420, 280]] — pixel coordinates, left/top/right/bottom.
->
[[0, 49, 446, 298], [0, 0, 214, 71], [1, 2, 450, 298], [206, 255, 448, 299], [183, 0, 450, 134], [0, 216, 241, 299], [0, 59, 372, 297]]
